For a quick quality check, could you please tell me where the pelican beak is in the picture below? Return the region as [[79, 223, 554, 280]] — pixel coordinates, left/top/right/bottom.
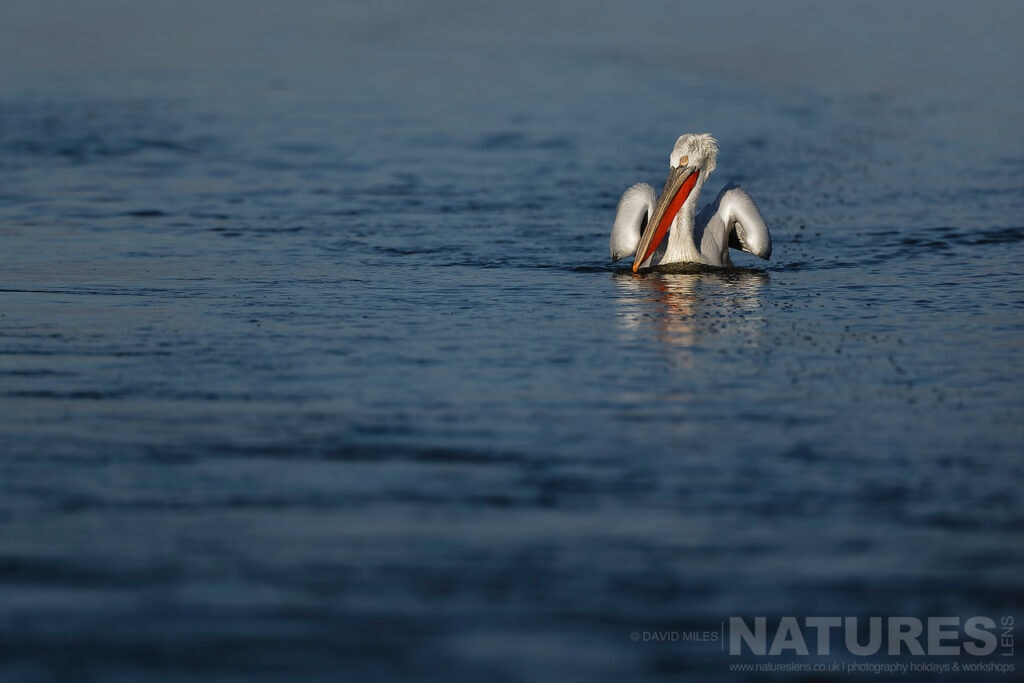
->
[[632, 165, 700, 272]]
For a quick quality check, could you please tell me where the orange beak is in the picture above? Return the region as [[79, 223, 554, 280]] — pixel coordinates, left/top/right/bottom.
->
[[632, 166, 700, 272]]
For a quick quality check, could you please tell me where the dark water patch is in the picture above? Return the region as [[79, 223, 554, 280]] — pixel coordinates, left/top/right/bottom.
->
[[217, 224, 312, 236], [564, 264, 617, 273], [209, 227, 243, 237], [636, 262, 770, 277], [897, 225, 1024, 248], [0, 347, 173, 358], [0, 99, 214, 163], [0, 368, 78, 378], [964, 226, 1024, 245], [474, 131, 576, 152], [0, 611, 447, 683], [0, 287, 178, 297], [898, 235, 951, 251], [3, 389, 131, 401], [883, 224, 1024, 250], [855, 481, 913, 508], [376, 245, 452, 256], [0, 555, 181, 587], [122, 209, 168, 218], [325, 443, 535, 469], [477, 131, 526, 149], [437, 198, 524, 215], [521, 263, 618, 273], [776, 222, 1024, 274], [780, 442, 833, 463]]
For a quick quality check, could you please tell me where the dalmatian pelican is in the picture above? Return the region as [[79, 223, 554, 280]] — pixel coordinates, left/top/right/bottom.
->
[[610, 133, 772, 271]]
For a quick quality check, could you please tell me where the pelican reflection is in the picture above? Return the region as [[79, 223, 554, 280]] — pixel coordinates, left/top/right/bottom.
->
[[613, 267, 769, 363]]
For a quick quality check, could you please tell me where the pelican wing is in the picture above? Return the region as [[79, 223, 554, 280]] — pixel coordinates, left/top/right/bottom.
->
[[718, 184, 772, 260], [610, 183, 656, 262]]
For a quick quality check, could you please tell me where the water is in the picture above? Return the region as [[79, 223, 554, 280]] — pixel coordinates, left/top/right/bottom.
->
[[2, 2, 1023, 681]]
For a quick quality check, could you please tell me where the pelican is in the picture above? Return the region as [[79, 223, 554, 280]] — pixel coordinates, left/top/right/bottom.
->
[[610, 133, 772, 271]]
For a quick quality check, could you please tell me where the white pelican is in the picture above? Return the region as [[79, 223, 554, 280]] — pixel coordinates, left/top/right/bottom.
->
[[610, 133, 772, 271]]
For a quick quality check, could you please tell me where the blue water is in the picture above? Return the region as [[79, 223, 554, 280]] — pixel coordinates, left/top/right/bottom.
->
[[2, 2, 1023, 681]]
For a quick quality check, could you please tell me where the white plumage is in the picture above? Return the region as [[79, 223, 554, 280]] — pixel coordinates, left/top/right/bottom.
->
[[610, 134, 771, 270]]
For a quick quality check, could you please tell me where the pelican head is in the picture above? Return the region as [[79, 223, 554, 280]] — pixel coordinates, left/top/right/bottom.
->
[[632, 134, 719, 272], [669, 133, 718, 175]]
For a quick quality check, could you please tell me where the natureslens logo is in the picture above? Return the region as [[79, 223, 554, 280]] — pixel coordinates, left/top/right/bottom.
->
[[630, 616, 1016, 676], [728, 616, 1015, 658]]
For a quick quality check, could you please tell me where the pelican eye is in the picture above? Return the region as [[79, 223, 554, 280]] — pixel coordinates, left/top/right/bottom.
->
[[678, 155, 688, 167]]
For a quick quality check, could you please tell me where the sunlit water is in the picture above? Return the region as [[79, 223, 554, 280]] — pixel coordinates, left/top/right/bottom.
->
[[1, 2, 1022, 681]]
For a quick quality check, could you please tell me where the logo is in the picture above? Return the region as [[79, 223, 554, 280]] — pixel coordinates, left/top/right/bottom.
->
[[727, 615, 1014, 658], [630, 615, 1016, 675]]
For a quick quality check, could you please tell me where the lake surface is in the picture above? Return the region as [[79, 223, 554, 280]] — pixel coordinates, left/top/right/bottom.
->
[[1, 2, 1022, 681]]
